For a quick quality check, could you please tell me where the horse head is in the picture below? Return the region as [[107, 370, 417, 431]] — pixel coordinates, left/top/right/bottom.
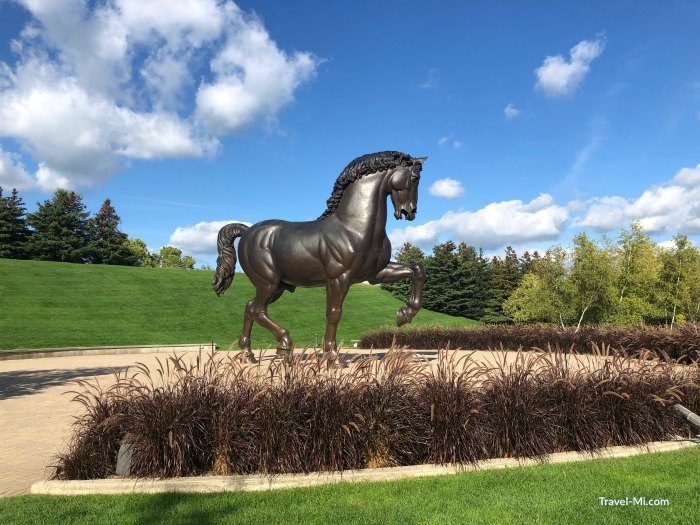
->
[[389, 157, 426, 221]]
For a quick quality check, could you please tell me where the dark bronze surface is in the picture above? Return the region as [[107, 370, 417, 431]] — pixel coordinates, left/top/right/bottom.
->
[[212, 151, 426, 364]]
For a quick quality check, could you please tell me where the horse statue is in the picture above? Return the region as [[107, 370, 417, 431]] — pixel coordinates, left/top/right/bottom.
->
[[212, 151, 426, 365]]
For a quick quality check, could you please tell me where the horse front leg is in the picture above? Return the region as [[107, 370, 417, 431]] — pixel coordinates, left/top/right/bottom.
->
[[324, 274, 351, 365], [372, 262, 425, 327]]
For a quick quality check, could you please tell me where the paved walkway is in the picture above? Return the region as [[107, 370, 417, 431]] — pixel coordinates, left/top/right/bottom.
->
[[0, 348, 609, 497], [0, 351, 213, 497]]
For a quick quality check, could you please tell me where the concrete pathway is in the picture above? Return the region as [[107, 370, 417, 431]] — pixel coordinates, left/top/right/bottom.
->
[[0, 351, 213, 497]]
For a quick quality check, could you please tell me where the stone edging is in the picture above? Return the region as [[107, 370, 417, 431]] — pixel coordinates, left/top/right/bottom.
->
[[31, 439, 698, 496], [0, 343, 217, 361]]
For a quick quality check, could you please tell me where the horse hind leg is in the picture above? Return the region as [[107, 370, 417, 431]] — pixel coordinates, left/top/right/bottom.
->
[[250, 284, 293, 362], [238, 299, 256, 363]]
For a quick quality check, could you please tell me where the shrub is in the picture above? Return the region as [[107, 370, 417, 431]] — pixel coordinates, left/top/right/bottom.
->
[[360, 324, 700, 361]]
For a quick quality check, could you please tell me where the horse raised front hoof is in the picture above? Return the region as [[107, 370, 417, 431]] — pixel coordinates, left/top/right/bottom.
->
[[396, 306, 414, 327]]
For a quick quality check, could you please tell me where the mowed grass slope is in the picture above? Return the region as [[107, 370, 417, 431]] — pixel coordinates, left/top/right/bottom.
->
[[0, 259, 477, 350]]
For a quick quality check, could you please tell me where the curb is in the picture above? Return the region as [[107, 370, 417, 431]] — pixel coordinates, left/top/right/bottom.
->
[[31, 439, 698, 496], [0, 343, 217, 361]]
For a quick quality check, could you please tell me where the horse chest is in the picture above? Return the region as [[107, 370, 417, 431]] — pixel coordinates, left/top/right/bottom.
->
[[353, 244, 391, 280]]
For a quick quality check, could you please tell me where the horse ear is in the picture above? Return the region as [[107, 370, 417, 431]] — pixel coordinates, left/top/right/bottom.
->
[[414, 157, 428, 164]]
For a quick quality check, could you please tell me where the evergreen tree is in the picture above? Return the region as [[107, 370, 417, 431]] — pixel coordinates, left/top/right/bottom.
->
[[455, 243, 489, 320], [381, 242, 425, 301], [482, 246, 522, 322], [423, 241, 467, 317], [0, 187, 31, 259], [25, 189, 91, 263], [519, 250, 541, 275], [88, 199, 137, 265]]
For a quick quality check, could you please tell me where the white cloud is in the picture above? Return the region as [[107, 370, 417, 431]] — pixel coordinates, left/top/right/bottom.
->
[[0, 1, 319, 190], [0, 147, 34, 190], [535, 35, 605, 96], [657, 239, 677, 250], [504, 103, 520, 119], [429, 178, 464, 199], [418, 68, 438, 90], [573, 163, 700, 234], [437, 135, 462, 149], [390, 193, 568, 250], [194, 8, 317, 134], [169, 219, 252, 256]]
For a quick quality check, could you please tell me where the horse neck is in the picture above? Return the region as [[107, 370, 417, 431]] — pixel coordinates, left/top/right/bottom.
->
[[330, 171, 389, 241]]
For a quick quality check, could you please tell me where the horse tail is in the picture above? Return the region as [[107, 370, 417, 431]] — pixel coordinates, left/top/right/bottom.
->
[[212, 223, 250, 296]]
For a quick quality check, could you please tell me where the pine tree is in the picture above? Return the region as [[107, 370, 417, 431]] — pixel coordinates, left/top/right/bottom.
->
[[0, 187, 31, 259], [88, 199, 137, 265], [423, 241, 466, 317], [455, 243, 488, 320], [25, 189, 91, 263], [482, 246, 523, 322]]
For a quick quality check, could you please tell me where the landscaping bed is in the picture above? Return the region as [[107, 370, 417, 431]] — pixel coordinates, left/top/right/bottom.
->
[[360, 324, 700, 361], [53, 348, 700, 480]]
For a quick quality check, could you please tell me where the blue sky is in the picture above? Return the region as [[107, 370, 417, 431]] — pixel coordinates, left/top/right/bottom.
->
[[0, 0, 699, 265]]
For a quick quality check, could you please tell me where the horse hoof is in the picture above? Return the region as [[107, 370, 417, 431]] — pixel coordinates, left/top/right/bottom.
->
[[326, 354, 345, 368], [240, 351, 257, 364], [276, 348, 293, 364], [396, 307, 412, 327]]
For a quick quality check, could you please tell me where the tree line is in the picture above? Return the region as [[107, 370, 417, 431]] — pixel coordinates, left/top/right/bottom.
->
[[0, 186, 196, 269], [383, 223, 700, 329]]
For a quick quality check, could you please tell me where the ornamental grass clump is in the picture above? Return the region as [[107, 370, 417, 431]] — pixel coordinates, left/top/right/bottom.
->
[[53, 346, 699, 480], [588, 348, 687, 447], [478, 350, 560, 459], [418, 351, 486, 464], [117, 353, 229, 478], [358, 351, 429, 468], [53, 379, 128, 480]]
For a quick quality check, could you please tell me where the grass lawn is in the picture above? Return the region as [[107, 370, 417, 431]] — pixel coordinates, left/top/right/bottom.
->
[[1, 447, 698, 525], [0, 259, 478, 351]]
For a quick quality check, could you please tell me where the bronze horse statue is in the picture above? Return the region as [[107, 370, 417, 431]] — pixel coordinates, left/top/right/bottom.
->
[[212, 151, 426, 364]]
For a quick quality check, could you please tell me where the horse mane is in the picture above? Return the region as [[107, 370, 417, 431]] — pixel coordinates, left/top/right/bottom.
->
[[317, 151, 414, 220]]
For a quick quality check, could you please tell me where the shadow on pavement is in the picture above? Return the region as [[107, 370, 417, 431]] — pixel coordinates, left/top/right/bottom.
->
[[0, 367, 125, 400]]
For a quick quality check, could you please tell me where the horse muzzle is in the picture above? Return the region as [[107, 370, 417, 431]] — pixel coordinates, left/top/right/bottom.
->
[[396, 208, 417, 221]]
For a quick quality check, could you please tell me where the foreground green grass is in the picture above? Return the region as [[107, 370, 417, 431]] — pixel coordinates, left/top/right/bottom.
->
[[1, 447, 698, 525], [0, 259, 477, 350]]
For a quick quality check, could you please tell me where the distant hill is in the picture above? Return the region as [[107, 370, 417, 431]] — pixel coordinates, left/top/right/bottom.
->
[[0, 259, 479, 351]]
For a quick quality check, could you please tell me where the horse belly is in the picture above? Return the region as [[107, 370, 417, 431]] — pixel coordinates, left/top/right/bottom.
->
[[273, 232, 327, 287]]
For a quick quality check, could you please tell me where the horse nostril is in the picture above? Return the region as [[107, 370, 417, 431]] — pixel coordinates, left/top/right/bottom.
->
[[411, 208, 417, 214]]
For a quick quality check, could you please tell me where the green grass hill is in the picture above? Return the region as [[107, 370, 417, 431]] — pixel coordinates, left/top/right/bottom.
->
[[0, 259, 478, 351]]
